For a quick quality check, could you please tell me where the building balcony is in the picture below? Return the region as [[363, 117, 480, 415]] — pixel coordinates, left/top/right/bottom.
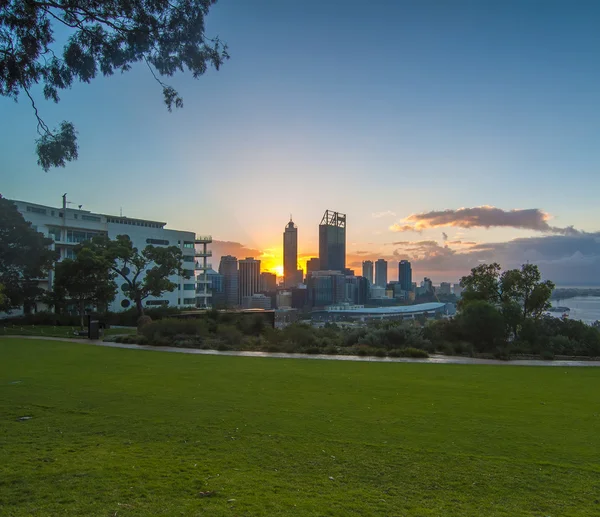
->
[[195, 262, 212, 270], [195, 235, 212, 244], [196, 277, 212, 284], [195, 250, 213, 257], [196, 291, 213, 297]]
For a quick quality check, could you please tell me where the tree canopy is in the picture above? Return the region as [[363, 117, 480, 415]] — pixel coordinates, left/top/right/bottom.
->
[[80, 234, 188, 316], [0, 195, 57, 312], [1, 0, 228, 170], [51, 246, 117, 327]]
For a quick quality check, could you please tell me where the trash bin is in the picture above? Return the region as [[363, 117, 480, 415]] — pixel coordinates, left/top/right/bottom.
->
[[88, 319, 100, 340]]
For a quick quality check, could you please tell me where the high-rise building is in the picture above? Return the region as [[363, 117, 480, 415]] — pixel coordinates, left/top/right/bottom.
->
[[238, 257, 261, 304], [218, 255, 239, 307], [283, 217, 299, 288], [345, 276, 369, 305], [398, 260, 412, 291], [319, 210, 346, 271], [438, 282, 452, 296], [242, 293, 272, 310], [305, 257, 320, 280], [362, 260, 374, 284], [260, 272, 277, 292], [306, 270, 345, 307], [375, 259, 388, 287], [206, 269, 225, 308]]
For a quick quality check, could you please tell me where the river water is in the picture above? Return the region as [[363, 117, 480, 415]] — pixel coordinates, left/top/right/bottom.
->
[[551, 296, 600, 324]]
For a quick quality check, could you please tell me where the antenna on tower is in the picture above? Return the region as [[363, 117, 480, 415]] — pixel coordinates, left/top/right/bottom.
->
[[290, 213, 292, 222], [120, 207, 123, 217]]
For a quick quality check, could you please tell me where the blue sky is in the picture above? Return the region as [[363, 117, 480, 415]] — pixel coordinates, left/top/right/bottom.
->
[[2, 0, 600, 282]]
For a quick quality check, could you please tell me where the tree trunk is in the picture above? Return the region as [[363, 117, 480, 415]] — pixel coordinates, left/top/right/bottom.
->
[[135, 296, 144, 317], [79, 299, 85, 330]]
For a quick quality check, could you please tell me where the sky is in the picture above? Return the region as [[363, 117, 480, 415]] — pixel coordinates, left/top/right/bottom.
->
[[2, 0, 600, 284]]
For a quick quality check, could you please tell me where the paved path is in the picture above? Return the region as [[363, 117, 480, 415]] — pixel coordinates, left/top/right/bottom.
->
[[3, 335, 600, 367]]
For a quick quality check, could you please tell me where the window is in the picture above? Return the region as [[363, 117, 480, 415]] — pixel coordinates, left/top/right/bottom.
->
[[183, 242, 195, 249], [183, 284, 195, 290], [146, 300, 169, 306], [65, 248, 77, 259], [82, 215, 101, 222], [26, 206, 47, 215], [59, 212, 63, 217], [121, 300, 130, 308], [66, 229, 101, 243], [146, 238, 169, 246], [183, 298, 196, 305], [183, 269, 195, 278], [74, 214, 78, 219], [48, 227, 61, 241], [51, 211, 55, 216], [183, 256, 195, 263]]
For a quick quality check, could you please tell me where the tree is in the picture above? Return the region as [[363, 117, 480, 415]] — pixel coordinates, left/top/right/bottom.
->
[[0, 195, 57, 312], [1, 0, 228, 171], [52, 247, 117, 327], [459, 263, 502, 307], [456, 300, 506, 354], [81, 234, 188, 317]]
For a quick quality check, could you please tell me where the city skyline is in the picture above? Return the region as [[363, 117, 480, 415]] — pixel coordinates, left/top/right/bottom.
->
[[3, 1, 600, 285]]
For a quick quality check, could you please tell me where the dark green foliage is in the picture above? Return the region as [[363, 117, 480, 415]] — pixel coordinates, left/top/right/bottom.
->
[[1, 0, 228, 169], [79, 234, 186, 316], [51, 246, 117, 328], [0, 196, 57, 312]]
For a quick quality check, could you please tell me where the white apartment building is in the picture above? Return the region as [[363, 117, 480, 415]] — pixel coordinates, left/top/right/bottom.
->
[[12, 196, 210, 312]]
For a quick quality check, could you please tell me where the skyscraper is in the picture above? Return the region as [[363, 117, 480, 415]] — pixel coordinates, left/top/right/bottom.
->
[[319, 210, 346, 271], [238, 257, 261, 304], [260, 271, 277, 292], [305, 257, 320, 280], [375, 259, 388, 288], [362, 260, 374, 284], [398, 260, 412, 291], [283, 217, 299, 288], [218, 255, 239, 307]]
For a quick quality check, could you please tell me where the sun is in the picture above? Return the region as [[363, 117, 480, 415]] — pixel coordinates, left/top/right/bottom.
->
[[273, 265, 284, 277]]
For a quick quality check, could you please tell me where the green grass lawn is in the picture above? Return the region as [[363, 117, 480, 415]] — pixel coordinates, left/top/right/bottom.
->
[[1, 339, 599, 516], [0, 325, 136, 339]]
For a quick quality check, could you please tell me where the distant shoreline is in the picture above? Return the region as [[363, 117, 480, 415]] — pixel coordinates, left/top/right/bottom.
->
[[551, 288, 600, 300]]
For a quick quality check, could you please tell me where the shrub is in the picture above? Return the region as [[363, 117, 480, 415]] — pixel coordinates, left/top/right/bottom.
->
[[137, 315, 152, 331], [540, 349, 555, 360], [139, 318, 208, 342], [374, 348, 387, 358], [397, 347, 429, 358], [323, 345, 338, 355]]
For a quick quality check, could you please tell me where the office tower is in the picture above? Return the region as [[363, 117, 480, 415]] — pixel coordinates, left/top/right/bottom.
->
[[238, 257, 261, 304], [219, 255, 239, 307], [438, 282, 452, 296], [318, 210, 346, 271], [283, 217, 299, 288], [375, 259, 388, 287], [398, 260, 412, 291], [345, 275, 369, 305], [362, 260, 374, 284], [206, 269, 225, 308], [260, 272, 277, 292], [306, 257, 320, 278], [306, 270, 345, 307]]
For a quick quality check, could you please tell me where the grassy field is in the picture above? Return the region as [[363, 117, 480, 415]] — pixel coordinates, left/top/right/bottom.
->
[[1, 339, 599, 516], [0, 325, 136, 339]]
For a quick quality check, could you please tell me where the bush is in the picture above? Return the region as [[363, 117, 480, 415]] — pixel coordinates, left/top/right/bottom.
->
[[397, 347, 429, 358], [540, 349, 555, 360], [139, 318, 208, 343], [137, 315, 152, 331], [323, 345, 338, 355], [374, 348, 387, 358]]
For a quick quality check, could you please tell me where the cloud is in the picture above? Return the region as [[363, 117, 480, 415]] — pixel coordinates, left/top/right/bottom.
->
[[372, 210, 396, 219], [348, 232, 600, 284], [389, 223, 421, 233], [390, 206, 580, 235]]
